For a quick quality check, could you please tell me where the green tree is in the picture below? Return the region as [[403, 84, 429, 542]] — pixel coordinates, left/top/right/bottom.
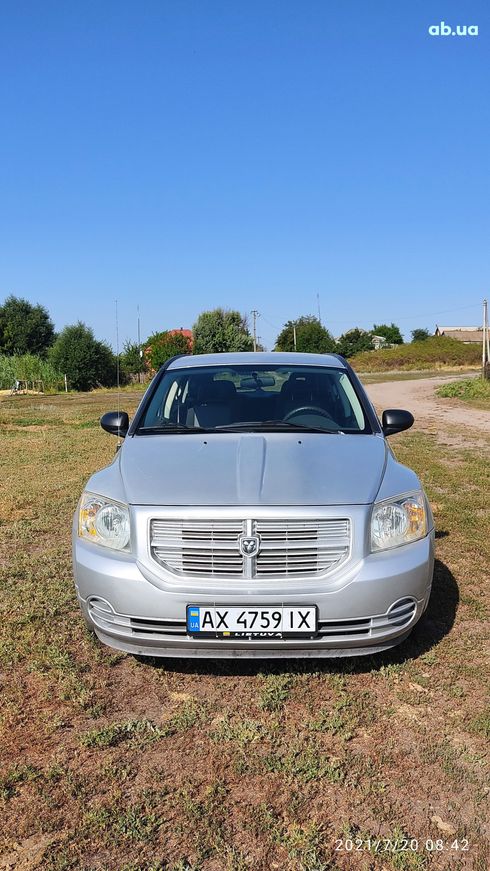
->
[[372, 322, 404, 345], [411, 328, 430, 342], [120, 340, 146, 379], [49, 322, 117, 391], [145, 330, 191, 371], [192, 309, 254, 354], [337, 328, 374, 358], [0, 295, 55, 356], [275, 316, 336, 353]]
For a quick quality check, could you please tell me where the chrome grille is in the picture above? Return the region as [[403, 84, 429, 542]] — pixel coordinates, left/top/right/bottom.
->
[[151, 519, 244, 576], [317, 598, 416, 638], [255, 519, 350, 577], [149, 518, 351, 579], [88, 598, 187, 637]]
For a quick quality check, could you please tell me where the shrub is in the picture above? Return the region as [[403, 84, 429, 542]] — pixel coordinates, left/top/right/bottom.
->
[[120, 340, 147, 380], [49, 322, 117, 391], [0, 353, 63, 391], [275, 316, 336, 353], [0, 295, 55, 356], [336, 328, 374, 357], [372, 322, 404, 345], [145, 331, 191, 371], [350, 337, 481, 372], [436, 377, 490, 401], [411, 328, 430, 342], [193, 309, 254, 354]]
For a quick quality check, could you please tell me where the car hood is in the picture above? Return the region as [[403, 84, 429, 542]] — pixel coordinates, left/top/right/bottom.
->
[[117, 432, 388, 506]]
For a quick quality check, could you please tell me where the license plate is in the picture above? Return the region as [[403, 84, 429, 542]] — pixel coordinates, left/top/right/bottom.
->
[[186, 605, 317, 638]]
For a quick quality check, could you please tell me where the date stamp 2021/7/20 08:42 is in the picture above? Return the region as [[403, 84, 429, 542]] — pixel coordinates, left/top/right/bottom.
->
[[334, 837, 470, 856]]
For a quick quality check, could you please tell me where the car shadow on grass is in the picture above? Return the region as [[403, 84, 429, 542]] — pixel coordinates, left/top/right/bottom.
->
[[136, 558, 458, 678]]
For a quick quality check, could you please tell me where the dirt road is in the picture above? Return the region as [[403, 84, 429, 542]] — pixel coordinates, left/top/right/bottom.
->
[[365, 374, 489, 438]]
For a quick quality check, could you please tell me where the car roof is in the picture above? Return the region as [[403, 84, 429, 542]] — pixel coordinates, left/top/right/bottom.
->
[[166, 352, 346, 370]]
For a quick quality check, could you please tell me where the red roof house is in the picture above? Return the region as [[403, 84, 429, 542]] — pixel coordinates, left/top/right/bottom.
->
[[168, 328, 193, 349]]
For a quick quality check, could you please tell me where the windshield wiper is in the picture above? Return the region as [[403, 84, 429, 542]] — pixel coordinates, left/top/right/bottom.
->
[[137, 424, 210, 434], [214, 420, 342, 434], [137, 421, 344, 435], [262, 420, 343, 433]]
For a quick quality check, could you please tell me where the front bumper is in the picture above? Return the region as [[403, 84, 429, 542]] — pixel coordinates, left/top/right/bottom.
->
[[73, 531, 435, 658]]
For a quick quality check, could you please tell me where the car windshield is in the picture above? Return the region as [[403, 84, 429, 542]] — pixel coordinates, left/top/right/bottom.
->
[[137, 365, 371, 434]]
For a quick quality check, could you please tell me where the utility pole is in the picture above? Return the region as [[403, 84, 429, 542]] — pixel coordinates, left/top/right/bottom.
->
[[251, 310, 259, 352], [317, 293, 322, 324], [115, 299, 120, 402], [483, 298, 489, 379], [137, 305, 142, 383], [293, 323, 297, 351], [487, 300, 490, 369]]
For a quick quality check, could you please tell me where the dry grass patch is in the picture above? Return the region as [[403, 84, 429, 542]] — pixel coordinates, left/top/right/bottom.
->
[[0, 392, 488, 869]]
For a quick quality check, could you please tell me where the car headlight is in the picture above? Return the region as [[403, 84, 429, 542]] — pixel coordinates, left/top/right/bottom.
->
[[371, 491, 427, 552], [78, 492, 131, 551]]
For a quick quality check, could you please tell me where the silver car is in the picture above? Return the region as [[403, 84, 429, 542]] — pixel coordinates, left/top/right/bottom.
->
[[72, 352, 434, 659]]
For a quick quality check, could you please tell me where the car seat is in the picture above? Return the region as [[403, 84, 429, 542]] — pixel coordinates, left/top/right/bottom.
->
[[185, 377, 236, 428]]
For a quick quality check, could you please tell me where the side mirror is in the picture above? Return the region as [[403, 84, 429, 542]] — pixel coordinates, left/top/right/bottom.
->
[[382, 409, 414, 437], [100, 411, 130, 437]]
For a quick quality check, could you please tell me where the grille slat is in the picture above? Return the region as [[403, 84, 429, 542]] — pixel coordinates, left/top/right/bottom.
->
[[150, 517, 351, 579], [151, 539, 243, 552]]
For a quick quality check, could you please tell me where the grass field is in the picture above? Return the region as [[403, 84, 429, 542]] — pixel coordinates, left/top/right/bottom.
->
[[0, 391, 489, 870]]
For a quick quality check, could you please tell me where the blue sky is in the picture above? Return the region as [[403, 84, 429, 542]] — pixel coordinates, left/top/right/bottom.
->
[[0, 0, 488, 350]]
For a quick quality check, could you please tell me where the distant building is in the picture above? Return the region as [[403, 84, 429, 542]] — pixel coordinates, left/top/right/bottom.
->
[[435, 325, 483, 344], [168, 328, 193, 349], [333, 331, 395, 350], [143, 328, 193, 376]]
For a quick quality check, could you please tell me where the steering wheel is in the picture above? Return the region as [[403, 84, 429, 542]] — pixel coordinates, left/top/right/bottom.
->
[[283, 406, 336, 423]]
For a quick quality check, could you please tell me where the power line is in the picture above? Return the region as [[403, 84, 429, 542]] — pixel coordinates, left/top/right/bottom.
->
[[258, 313, 281, 332], [380, 303, 482, 323], [255, 302, 483, 350], [316, 302, 482, 324], [262, 302, 481, 329]]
